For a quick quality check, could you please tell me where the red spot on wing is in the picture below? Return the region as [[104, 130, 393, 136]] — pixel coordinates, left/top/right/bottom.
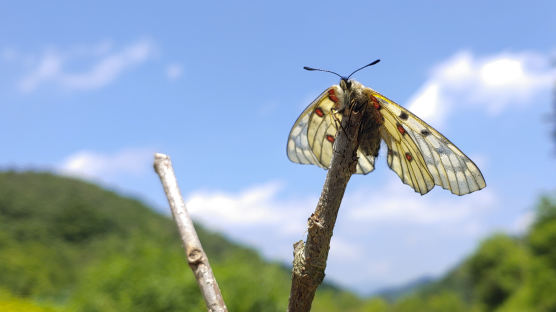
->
[[326, 135, 335, 143], [328, 89, 339, 103], [397, 123, 406, 135], [405, 152, 413, 161], [315, 107, 324, 117], [369, 95, 381, 110]]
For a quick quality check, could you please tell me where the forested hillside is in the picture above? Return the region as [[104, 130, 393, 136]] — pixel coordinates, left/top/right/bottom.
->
[[0, 171, 554, 311], [0, 171, 365, 311]]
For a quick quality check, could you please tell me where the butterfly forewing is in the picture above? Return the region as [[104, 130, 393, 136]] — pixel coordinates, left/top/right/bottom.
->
[[307, 95, 339, 168], [287, 87, 336, 168], [370, 90, 486, 195]]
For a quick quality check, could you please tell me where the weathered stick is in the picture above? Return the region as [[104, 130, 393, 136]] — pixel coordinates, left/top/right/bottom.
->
[[288, 108, 364, 311], [153, 153, 228, 312]]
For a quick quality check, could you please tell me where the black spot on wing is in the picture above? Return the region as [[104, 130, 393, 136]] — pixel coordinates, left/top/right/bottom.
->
[[399, 111, 409, 120]]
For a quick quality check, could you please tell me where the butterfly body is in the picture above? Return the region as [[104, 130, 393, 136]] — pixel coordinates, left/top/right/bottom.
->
[[287, 78, 486, 196], [356, 85, 384, 159]]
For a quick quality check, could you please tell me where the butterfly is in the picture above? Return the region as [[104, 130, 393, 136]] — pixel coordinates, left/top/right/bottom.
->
[[287, 60, 486, 195]]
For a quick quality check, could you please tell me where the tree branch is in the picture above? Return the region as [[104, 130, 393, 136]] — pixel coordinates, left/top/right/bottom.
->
[[153, 153, 228, 312], [288, 108, 364, 311]]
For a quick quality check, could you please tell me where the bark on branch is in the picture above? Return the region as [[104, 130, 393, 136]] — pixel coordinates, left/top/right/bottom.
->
[[288, 108, 364, 312], [154, 153, 228, 312]]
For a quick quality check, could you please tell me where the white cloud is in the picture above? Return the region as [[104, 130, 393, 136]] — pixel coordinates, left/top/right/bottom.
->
[[19, 40, 155, 92], [330, 237, 362, 261], [345, 177, 496, 226], [177, 177, 501, 293], [362, 260, 393, 279], [187, 182, 285, 225], [407, 50, 556, 126], [510, 210, 535, 234], [183, 182, 317, 262], [19, 52, 62, 92], [165, 63, 183, 80], [58, 147, 155, 180], [186, 182, 313, 233]]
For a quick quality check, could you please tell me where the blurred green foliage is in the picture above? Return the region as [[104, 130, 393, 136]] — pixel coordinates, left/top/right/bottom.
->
[[0, 171, 554, 311], [417, 194, 556, 312]]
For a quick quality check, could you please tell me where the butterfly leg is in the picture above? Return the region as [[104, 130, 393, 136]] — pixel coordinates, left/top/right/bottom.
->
[[331, 108, 351, 143]]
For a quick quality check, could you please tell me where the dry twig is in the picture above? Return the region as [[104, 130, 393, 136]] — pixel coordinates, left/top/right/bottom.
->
[[154, 153, 228, 312], [288, 107, 364, 311]]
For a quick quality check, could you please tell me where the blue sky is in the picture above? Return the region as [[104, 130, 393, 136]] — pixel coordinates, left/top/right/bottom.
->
[[2, 1, 555, 294]]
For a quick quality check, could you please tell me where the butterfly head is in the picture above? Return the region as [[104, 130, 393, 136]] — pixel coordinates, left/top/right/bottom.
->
[[304, 59, 380, 112], [342, 80, 368, 112], [339, 78, 352, 90]]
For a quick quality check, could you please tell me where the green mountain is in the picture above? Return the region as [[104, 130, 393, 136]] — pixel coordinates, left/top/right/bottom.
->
[[0, 171, 367, 311], [0, 171, 555, 311]]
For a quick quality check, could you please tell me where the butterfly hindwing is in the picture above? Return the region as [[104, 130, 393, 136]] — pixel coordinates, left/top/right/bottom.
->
[[382, 127, 435, 195], [369, 89, 486, 195], [355, 150, 376, 174]]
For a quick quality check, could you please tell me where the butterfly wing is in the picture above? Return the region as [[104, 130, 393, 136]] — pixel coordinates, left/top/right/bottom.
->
[[287, 87, 336, 168], [287, 86, 376, 174], [368, 88, 486, 195], [355, 150, 376, 174]]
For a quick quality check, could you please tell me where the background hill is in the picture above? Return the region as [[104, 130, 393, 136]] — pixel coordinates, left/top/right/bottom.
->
[[0, 171, 366, 311], [0, 171, 554, 311]]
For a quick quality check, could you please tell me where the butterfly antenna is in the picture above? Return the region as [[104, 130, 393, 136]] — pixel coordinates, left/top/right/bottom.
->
[[303, 66, 344, 80], [346, 59, 380, 79]]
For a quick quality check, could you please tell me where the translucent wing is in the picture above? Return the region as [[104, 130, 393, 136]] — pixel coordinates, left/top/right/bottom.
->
[[287, 86, 376, 174], [355, 150, 376, 174], [368, 88, 486, 195], [287, 87, 335, 168], [306, 88, 340, 169]]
